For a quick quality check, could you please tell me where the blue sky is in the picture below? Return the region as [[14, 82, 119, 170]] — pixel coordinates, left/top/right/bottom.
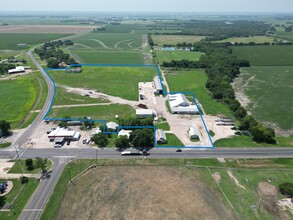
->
[[1, 0, 293, 12]]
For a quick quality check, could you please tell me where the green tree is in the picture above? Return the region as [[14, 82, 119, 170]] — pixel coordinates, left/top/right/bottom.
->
[[35, 157, 48, 173], [47, 58, 59, 68], [250, 124, 276, 144], [129, 129, 154, 150], [279, 182, 293, 198], [115, 136, 131, 150], [25, 158, 34, 171], [0, 120, 11, 136], [91, 133, 109, 148], [20, 176, 29, 184]]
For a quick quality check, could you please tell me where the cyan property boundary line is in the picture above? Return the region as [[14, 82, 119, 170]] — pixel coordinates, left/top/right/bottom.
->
[[43, 64, 214, 149]]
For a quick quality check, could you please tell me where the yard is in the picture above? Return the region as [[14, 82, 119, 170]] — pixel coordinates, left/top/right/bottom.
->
[[165, 69, 232, 116], [48, 66, 158, 101]]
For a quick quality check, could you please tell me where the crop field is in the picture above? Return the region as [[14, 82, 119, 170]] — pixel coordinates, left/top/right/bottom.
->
[[48, 66, 157, 101], [66, 24, 149, 64], [156, 50, 203, 63], [68, 51, 144, 64], [276, 32, 293, 40], [165, 69, 232, 116], [48, 104, 135, 121], [0, 33, 71, 50], [55, 166, 234, 220], [0, 75, 37, 128], [233, 66, 293, 134], [0, 25, 94, 34], [216, 36, 275, 44], [152, 35, 206, 46], [232, 45, 293, 66]]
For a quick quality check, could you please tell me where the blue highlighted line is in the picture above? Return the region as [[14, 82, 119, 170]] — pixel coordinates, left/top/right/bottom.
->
[[43, 64, 214, 149]]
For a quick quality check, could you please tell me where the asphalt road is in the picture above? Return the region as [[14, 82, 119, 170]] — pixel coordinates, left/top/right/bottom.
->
[[18, 157, 69, 220], [2, 147, 293, 160], [12, 50, 54, 149]]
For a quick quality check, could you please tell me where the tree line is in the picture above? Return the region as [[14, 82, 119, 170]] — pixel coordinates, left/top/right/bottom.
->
[[0, 64, 16, 75], [162, 42, 276, 144], [34, 40, 77, 68]]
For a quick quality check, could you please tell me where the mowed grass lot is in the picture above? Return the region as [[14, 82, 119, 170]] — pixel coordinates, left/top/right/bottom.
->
[[0, 75, 37, 128], [49, 66, 157, 101], [157, 133, 184, 147], [152, 35, 206, 46], [232, 45, 293, 66], [165, 69, 232, 116], [0, 179, 38, 220], [215, 136, 293, 147], [156, 50, 203, 63], [53, 87, 108, 106], [0, 33, 71, 50], [48, 104, 135, 121], [238, 66, 293, 131], [216, 36, 275, 44]]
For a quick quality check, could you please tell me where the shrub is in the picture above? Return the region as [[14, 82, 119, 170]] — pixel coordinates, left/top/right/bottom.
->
[[20, 176, 29, 184]]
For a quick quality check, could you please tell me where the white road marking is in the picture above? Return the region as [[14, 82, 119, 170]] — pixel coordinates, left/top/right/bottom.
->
[[23, 209, 43, 212]]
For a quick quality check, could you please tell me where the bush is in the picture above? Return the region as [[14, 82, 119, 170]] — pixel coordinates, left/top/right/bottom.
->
[[279, 182, 293, 198], [20, 176, 29, 184], [25, 158, 34, 171]]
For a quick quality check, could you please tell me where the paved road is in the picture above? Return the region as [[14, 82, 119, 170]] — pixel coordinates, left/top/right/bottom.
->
[[12, 50, 54, 149], [2, 147, 293, 160], [18, 158, 69, 220]]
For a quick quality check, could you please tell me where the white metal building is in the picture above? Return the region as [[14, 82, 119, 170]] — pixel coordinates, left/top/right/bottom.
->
[[153, 76, 163, 94], [8, 66, 25, 74], [188, 127, 199, 139], [136, 109, 154, 118], [90, 127, 102, 137], [118, 129, 132, 139], [106, 122, 118, 131], [156, 129, 167, 144], [48, 127, 81, 141], [168, 93, 199, 114]]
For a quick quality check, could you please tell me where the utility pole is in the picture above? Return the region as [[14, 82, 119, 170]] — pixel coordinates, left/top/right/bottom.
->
[[96, 148, 98, 165]]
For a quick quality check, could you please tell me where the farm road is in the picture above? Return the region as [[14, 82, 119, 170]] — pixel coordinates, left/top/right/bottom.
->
[[91, 39, 113, 50]]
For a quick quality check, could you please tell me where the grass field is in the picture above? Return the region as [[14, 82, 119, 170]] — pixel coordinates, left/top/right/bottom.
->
[[276, 32, 293, 40], [48, 66, 157, 101], [48, 104, 135, 121], [40, 158, 293, 220], [156, 50, 203, 63], [0, 75, 37, 128], [165, 69, 232, 116], [68, 51, 144, 64], [8, 159, 53, 174], [53, 87, 108, 106], [0, 178, 38, 220], [155, 122, 170, 131], [232, 45, 293, 66], [234, 66, 293, 133], [0, 33, 71, 50], [216, 36, 275, 44], [215, 135, 293, 147], [157, 133, 184, 146], [152, 35, 206, 46]]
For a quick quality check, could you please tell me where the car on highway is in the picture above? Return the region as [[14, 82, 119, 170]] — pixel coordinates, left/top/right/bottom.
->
[[176, 149, 182, 152], [121, 149, 142, 156]]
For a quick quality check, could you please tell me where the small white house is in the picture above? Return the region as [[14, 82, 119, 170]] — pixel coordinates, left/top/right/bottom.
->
[[106, 122, 118, 131], [136, 109, 154, 118], [156, 129, 167, 144], [8, 66, 25, 74], [188, 127, 199, 139], [118, 129, 132, 139]]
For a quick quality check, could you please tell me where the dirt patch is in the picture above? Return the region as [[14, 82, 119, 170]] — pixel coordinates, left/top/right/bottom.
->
[[56, 166, 235, 220], [257, 182, 289, 220], [212, 172, 221, 184], [227, 170, 246, 189]]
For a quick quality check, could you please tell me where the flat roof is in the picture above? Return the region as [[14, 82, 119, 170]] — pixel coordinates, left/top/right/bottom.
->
[[136, 109, 154, 115]]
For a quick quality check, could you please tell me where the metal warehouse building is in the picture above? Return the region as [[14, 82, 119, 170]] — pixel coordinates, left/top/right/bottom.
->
[[168, 93, 199, 114], [48, 127, 81, 141], [153, 76, 163, 94]]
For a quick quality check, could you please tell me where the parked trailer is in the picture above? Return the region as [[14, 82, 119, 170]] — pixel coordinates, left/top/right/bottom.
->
[[121, 149, 142, 156]]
